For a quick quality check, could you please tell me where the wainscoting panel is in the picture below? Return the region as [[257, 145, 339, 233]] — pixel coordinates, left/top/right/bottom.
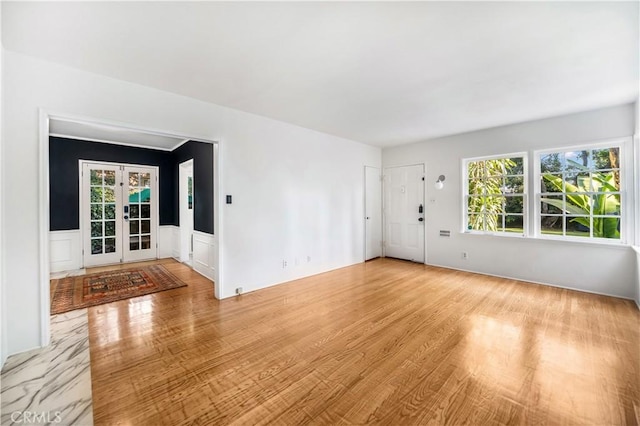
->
[[193, 231, 217, 283], [172, 227, 181, 260], [158, 226, 175, 259], [49, 230, 82, 273]]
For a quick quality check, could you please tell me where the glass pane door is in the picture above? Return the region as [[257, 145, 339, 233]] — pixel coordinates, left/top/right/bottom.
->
[[83, 164, 122, 266], [82, 162, 157, 267], [123, 166, 157, 262]]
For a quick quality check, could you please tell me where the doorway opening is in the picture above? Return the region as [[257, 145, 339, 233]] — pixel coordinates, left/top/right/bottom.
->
[[39, 111, 222, 347], [179, 159, 194, 265]]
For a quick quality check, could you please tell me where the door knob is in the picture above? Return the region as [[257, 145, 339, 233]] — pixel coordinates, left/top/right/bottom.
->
[[418, 217, 424, 222], [366, 217, 370, 220]]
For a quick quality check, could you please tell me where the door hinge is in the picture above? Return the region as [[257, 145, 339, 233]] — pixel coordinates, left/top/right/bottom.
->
[[380, 175, 384, 182], [82, 249, 84, 255], [120, 258, 123, 263], [381, 241, 386, 248]]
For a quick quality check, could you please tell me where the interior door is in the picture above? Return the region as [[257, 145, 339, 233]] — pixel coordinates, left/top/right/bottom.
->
[[365, 166, 382, 260], [82, 162, 157, 267], [384, 164, 425, 262]]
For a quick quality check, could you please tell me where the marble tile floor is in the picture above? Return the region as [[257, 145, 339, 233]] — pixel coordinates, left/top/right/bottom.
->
[[1, 309, 93, 425]]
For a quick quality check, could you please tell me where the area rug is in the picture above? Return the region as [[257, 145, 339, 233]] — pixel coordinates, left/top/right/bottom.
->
[[50, 265, 188, 314]]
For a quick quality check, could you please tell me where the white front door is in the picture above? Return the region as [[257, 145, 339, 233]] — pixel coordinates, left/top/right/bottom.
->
[[365, 166, 382, 260], [384, 164, 425, 262], [82, 162, 158, 267]]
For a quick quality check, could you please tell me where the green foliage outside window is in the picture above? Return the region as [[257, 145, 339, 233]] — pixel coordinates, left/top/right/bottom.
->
[[466, 156, 524, 234], [539, 147, 620, 240]]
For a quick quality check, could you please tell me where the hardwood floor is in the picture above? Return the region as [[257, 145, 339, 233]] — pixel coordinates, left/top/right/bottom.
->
[[88, 258, 640, 425]]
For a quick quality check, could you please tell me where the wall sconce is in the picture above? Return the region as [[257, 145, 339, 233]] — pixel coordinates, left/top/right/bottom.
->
[[434, 175, 445, 190]]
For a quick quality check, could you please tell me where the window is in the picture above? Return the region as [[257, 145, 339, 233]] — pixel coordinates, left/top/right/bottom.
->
[[537, 143, 622, 241], [464, 154, 526, 235]]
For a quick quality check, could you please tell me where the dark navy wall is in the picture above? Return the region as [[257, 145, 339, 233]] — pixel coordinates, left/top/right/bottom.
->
[[172, 141, 214, 234], [49, 137, 214, 233]]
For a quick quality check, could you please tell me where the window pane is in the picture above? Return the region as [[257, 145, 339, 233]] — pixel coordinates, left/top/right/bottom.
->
[[104, 204, 116, 220], [104, 221, 115, 237], [593, 216, 620, 239], [129, 236, 140, 251], [104, 170, 116, 186], [566, 217, 590, 238], [104, 187, 116, 202], [503, 176, 523, 194], [129, 190, 140, 203], [504, 215, 524, 233], [91, 204, 102, 220], [91, 221, 103, 238], [505, 196, 523, 214], [129, 220, 139, 235], [91, 238, 103, 255], [565, 150, 590, 171], [129, 172, 139, 187], [566, 172, 591, 192], [141, 220, 151, 234], [141, 204, 151, 219], [508, 157, 523, 175], [130, 204, 139, 219], [90, 187, 102, 202], [541, 216, 562, 235], [541, 195, 563, 215], [141, 235, 151, 250], [140, 173, 151, 188], [592, 147, 619, 170], [566, 193, 591, 215], [90, 170, 103, 185], [541, 174, 563, 193], [541, 153, 562, 173], [105, 238, 116, 253], [591, 171, 620, 192]]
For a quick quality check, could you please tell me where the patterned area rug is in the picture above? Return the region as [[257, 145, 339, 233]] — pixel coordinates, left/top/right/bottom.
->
[[50, 265, 188, 314]]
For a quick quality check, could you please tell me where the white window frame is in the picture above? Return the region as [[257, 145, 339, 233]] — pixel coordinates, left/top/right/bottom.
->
[[533, 137, 632, 245], [462, 152, 528, 237]]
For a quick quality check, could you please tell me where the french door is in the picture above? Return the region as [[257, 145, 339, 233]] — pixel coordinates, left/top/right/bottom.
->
[[82, 162, 158, 267], [383, 164, 425, 262]]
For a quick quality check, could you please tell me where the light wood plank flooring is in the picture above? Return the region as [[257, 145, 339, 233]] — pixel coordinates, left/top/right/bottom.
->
[[88, 258, 639, 425]]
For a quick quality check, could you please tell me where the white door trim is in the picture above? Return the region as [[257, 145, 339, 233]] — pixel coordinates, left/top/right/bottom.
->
[[39, 109, 223, 349]]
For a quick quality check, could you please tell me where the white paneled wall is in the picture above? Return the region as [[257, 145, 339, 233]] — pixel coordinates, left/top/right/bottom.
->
[[157, 225, 174, 259], [193, 230, 217, 282], [49, 230, 82, 273]]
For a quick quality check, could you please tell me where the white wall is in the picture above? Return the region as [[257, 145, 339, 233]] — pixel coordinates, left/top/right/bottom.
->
[[2, 50, 380, 356], [0, 6, 7, 368], [383, 104, 637, 300]]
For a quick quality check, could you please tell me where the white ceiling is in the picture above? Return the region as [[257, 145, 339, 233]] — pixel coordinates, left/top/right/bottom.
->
[[3, 2, 638, 148], [49, 119, 189, 151]]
